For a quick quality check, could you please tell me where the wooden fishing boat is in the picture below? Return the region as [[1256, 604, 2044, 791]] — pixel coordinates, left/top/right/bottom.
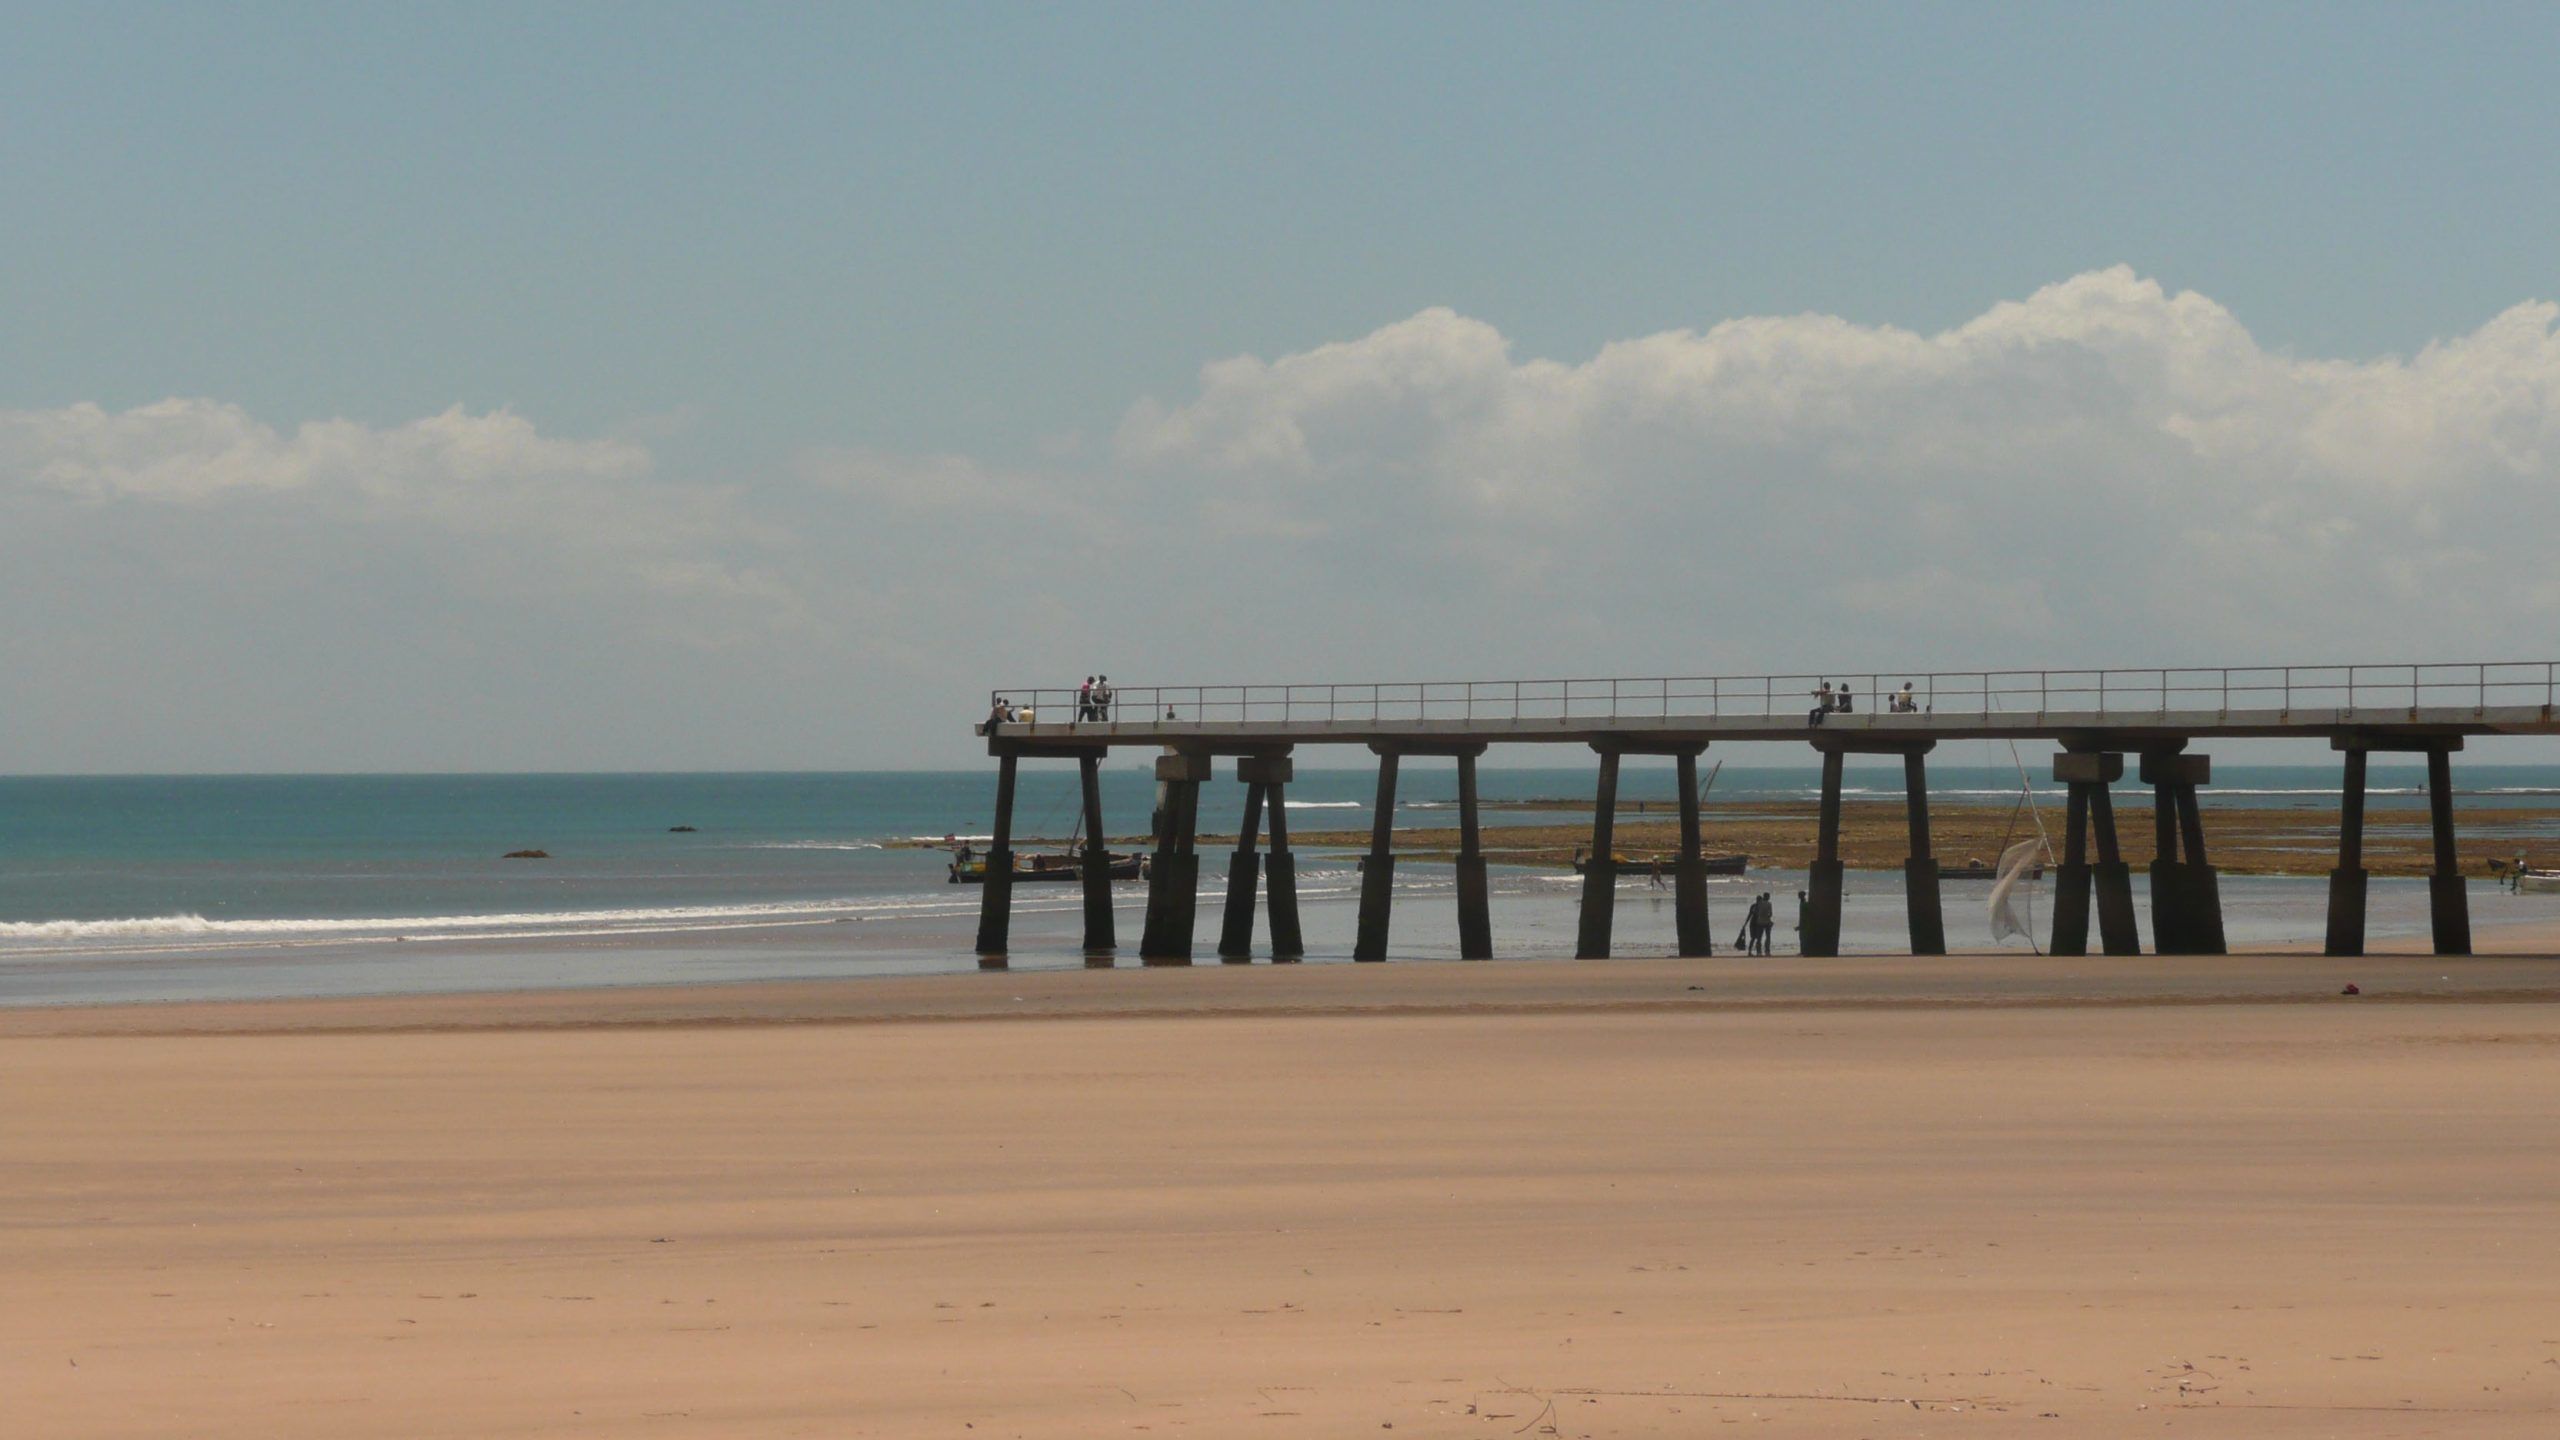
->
[[1571, 851, 1748, 876], [947, 850, 1144, 885]]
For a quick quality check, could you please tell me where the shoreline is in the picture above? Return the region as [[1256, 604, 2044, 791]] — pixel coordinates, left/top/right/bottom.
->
[[14, 941, 2560, 1038]]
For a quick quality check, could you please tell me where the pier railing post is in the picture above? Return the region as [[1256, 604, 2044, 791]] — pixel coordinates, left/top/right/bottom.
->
[[1802, 747, 1846, 957], [1217, 778, 1266, 963], [1138, 751, 1207, 965], [1454, 748, 1494, 960], [1673, 748, 1712, 957], [974, 750, 1019, 966], [1078, 753, 1115, 962], [1575, 747, 1622, 958], [2325, 744, 2369, 956], [1353, 751, 1401, 961], [2427, 744, 2473, 955], [1902, 746, 1945, 955]]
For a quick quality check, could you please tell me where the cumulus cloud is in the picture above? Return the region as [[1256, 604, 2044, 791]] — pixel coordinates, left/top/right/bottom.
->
[[0, 398, 796, 631], [1105, 266, 2560, 668], [8, 268, 2560, 770]]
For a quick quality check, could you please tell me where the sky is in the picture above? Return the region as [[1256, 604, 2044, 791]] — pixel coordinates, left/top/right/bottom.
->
[[3, 2, 2557, 773]]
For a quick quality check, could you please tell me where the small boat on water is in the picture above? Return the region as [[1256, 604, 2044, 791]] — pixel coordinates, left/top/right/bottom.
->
[[2515, 869, 2560, 895], [947, 849, 1145, 885], [1570, 851, 1749, 876]]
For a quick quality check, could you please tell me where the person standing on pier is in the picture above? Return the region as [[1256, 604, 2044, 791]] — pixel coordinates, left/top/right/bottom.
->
[[1077, 677, 1095, 720], [1093, 676, 1114, 720]]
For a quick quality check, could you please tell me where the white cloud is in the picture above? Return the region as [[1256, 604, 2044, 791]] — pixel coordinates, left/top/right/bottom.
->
[[1105, 266, 2560, 667]]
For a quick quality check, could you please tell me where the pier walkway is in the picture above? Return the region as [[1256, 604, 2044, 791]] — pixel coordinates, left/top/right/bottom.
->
[[969, 662, 2560, 967]]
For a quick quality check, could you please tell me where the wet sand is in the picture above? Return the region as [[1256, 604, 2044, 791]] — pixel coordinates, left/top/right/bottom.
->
[[13, 948, 2560, 1437]]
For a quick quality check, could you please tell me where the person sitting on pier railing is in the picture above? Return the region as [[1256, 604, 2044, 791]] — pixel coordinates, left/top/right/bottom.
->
[[1809, 681, 1834, 727], [985, 696, 1012, 735]]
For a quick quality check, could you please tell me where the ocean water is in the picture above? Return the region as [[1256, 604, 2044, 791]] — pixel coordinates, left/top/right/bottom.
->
[[4, 765, 2556, 1006]]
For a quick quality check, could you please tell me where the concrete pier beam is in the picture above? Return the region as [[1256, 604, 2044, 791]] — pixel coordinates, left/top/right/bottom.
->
[[1802, 748, 1846, 957], [1575, 749, 1623, 958], [2325, 746, 2369, 956], [1254, 757, 1306, 963], [974, 750, 1019, 966], [1138, 751, 1207, 965], [1673, 750, 1713, 958], [1077, 753, 1114, 959], [1217, 780, 1265, 963], [1455, 750, 1494, 960], [1353, 752, 1400, 961], [2428, 745, 2473, 955]]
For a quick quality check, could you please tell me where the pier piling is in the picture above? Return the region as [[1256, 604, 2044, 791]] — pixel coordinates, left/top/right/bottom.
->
[[974, 751, 1018, 965], [1673, 750, 1712, 957], [1575, 748, 1622, 958], [2141, 751, 2225, 955], [1138, 751, 1206, 964], [1217, 779, 1265, 963], [1078, 753, 1114, 959], [1902, 748, 1946, 955], [1256, 756, 1305, 962], [2427, 745, 2473, 955], [1455, 750, 1494, 960], [2325, 746, 2369, 956], [1353, 752, 1400, 961], [1802, 748, 1846, 957]]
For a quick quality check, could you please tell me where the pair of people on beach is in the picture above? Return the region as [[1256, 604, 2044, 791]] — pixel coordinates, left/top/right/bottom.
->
[[1733, 891, 1779, 954], [1075, 676, 1116, 722]]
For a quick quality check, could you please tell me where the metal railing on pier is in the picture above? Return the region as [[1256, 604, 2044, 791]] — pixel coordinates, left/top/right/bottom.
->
[[989, 661, 2560, 728]]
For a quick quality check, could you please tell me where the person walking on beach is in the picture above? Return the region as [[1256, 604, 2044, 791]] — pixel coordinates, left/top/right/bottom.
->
[[1809, 682, 1834, 727], [1794, 889, 1809, 953]]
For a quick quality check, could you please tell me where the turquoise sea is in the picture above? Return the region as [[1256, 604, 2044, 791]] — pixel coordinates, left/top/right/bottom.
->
[[6, 764, 2558, 1006]]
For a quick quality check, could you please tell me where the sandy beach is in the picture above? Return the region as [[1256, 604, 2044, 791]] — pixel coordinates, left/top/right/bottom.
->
[[12, 946, 2560, 1438]]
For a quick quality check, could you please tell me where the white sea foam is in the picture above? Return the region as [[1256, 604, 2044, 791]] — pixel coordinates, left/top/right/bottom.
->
[[1284, 800, 1362, 809], [0, 898, 885, 943]]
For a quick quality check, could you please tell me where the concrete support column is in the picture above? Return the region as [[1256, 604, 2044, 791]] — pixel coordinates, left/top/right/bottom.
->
[[1138, 751, 1207, 965], [1077, 754, 1115, 960], [1673, 750, 1713, 957], [2428, 746, 2473, 956], [1217, 781, 1265, 963], [1575, 749, 1623, 959], [1261, 769, 1305, 963], [2088, 782, 2142, 955], [2050, 775, 2093, 956], [1803, 749, 1846, 957], [1353, 753, 1400, 961], [1454, 751, 1494, 960], [2141, 751, 2222, 955], [974, 751, 1019, 966], [2325, 747, 2369, 957], [1902, 749, 1945, 956]]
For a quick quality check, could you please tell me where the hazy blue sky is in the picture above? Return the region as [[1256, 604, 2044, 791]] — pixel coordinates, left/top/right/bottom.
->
[[4, 3, 2558, 771]]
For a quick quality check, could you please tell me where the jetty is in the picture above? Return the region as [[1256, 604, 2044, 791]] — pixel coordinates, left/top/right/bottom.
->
[[970, 663, 2560, 965]]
